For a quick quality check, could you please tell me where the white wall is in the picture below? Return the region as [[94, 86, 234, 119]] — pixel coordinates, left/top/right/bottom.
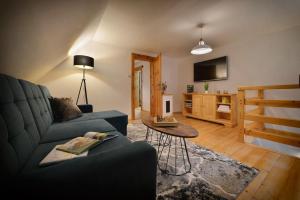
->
[[176, 26, 300, 156], [38, 41, 179, 118], [162, 57, 181, 112]]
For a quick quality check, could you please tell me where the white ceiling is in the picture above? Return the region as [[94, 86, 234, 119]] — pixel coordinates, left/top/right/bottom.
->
[[93, 0, 300, 57], [0, 0, 108, 81]]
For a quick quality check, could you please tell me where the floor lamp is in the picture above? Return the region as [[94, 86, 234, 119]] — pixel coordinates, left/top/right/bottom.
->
[[74, 55, 94, 106]]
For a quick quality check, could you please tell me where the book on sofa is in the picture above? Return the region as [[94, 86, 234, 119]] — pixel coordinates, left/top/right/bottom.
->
[[57, 132, 110, 155], [39, 145, 88, 167], [39, 132, 118, 166]]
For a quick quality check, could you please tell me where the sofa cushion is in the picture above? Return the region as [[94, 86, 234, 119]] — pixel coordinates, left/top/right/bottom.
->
[[49, 97, 82, 122], [20, 80, 53, 137], [69, 110, 128, 135], [41, 119, 116, 143], [0, 74, 41, 176], [22, 131, 130, 172]]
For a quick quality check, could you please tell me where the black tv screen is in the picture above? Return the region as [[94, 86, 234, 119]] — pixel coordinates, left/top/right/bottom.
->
[[194, 56, 228, 82]]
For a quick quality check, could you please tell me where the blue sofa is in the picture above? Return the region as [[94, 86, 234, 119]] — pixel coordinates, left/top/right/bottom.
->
[[0, 74, 157, 199]]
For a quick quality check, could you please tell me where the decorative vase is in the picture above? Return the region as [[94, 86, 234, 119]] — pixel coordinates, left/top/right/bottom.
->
[[205, 90, 208, 94]]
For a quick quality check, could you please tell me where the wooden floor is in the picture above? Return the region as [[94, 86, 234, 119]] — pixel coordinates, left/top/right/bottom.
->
[[134, 113, 300, 200]]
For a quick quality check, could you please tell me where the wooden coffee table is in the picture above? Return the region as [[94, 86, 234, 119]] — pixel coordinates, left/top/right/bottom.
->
[[142, 118, 198, 176]]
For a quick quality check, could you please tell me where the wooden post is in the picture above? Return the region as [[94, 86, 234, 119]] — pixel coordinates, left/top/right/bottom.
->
[[150, 62, 155, 117], [238, 89, 245, 142], [257, 89, 265, 129]]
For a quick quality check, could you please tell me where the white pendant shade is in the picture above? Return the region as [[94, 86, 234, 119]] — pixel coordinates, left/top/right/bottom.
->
[[191, 39, 213, 55]]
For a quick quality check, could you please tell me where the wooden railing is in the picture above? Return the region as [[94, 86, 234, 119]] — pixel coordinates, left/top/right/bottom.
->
[[238, 84, 300, 147]]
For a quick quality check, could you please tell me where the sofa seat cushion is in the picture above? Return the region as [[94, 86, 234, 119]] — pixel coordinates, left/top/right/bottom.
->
[[22, 131, 130, 172], [69, 110, 128, 136], [40, 119, 116, 143]]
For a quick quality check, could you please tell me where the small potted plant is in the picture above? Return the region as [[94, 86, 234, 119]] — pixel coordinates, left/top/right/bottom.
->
[[161, 81, 167, 94], [204, 82, 209, 94]]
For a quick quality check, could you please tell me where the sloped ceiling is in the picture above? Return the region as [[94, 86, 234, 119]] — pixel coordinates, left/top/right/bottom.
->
[[1, 0, 300, 81], [0, 0, 108, 81], [93, 0, 300, 57]]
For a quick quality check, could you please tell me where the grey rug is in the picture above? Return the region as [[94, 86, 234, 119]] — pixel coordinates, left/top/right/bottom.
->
[[127, 123, 259, 200]]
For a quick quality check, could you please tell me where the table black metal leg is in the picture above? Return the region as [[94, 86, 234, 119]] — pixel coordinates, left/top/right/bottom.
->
[[158, 134, 169, 161], [157, 133, 163, 152], [150, 129, 154, 144], [164, 136, 172, 172], [182, 138, 191, 173], [145, 127, 149, 142], [144, 125, 193, 176], [180, 137, 187, 171], [156, 134, 192, 176]]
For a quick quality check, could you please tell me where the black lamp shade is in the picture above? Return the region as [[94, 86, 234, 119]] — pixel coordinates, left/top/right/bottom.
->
[[74, 55, 94, 69]]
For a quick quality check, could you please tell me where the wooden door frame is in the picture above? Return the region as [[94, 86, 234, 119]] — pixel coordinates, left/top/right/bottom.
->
[[131, 53, 161, 120]]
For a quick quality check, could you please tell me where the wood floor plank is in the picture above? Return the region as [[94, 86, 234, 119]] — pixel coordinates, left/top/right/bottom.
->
[[278, 158, 300, 200], [253, 151, 281, 172], [239, 148, 268, 167], [222, 141, 245, 156], [254, 155, 295, 200], [237, 171, 268, 200], [230, 144, 256, 162], [213, 135, 239, 155]]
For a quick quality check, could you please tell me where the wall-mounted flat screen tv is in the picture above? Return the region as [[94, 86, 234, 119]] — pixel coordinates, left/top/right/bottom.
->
[[194, 56, 228, 82]]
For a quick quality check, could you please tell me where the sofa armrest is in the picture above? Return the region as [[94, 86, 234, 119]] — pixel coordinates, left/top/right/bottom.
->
[[19, 142, 157, 199]]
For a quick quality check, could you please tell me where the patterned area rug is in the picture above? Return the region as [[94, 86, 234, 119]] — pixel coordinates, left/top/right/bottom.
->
[[127, 123, 259, 200]]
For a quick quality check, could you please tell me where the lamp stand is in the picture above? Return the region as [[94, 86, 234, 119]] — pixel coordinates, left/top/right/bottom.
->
[[76, 68, 89, 105]]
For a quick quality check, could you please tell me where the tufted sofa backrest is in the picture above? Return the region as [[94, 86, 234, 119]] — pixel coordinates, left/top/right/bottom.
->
[[19, 80, 53, 138], [0, 74, 41, 176], [38, 85, 54, 121]]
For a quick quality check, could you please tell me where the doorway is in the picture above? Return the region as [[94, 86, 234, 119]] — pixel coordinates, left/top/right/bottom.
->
[[131, 53, 162, 120], [134, 63, 148, 119]]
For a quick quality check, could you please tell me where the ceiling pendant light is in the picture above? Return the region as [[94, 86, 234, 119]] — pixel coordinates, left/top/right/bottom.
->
[[191, 24, 213, 55]]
